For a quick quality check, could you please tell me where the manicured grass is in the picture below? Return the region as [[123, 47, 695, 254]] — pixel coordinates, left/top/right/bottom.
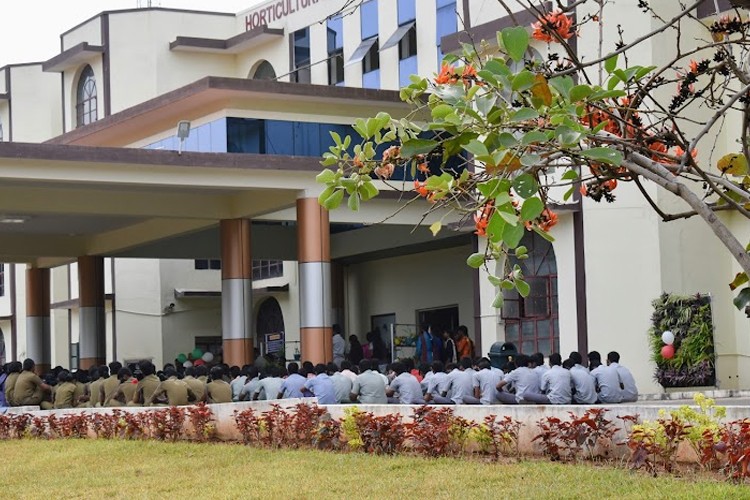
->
[[1, 440, 748, 499]]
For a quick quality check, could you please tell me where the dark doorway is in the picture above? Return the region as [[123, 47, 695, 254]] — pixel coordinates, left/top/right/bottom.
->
[[417, 305, 459, 336], [256, 297, 285, 339]]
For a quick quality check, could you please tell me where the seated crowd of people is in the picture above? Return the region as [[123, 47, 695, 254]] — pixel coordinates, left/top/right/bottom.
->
[[0, 348, 637, 409]]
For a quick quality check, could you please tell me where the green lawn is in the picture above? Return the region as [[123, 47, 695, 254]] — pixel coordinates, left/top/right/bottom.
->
[[0, 440, 747, 499]]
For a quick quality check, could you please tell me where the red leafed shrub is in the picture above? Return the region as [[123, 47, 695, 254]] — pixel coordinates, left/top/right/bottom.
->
[[534, 409, 620, 462], [481, 415, 522, 460], [150, 407, 186, 442], [115, 410, 149, 439], [409, 406, 468, 457], [54, 413, 90, 439], [234, 408, 262, 445], [28, 416, 48, 439], [187, 403, 216, 442], [90, 412, 120, 439], [10, 414, 31, 439], [624, 415, 691, 474], [314, 415, 342, 451], [0, 414, 12, 439], [711, 419, 750, 481], [352, 411, 406, 455], [289, 403, 330, 447], [261, 404, 295, 448]]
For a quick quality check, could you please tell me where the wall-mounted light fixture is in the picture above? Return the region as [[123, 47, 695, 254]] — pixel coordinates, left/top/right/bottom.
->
[[177, 120, 191, 155]]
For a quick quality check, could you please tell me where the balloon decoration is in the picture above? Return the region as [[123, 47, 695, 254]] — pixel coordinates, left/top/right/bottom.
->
[[661, 344, 675, 359], [176, 353, 187, 364], [194, 359, 206, 366], [192, 348, 204, 360], [183, 360, 193, 368], [202, 352, 214, 363], [661, 330, 675, 345]]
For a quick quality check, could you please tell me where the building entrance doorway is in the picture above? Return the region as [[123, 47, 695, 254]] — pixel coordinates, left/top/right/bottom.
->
[[417, 305, 459, 336]]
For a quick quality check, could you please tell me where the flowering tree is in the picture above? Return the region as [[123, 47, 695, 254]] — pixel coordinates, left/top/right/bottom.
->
[[318, 0, 750, 310]]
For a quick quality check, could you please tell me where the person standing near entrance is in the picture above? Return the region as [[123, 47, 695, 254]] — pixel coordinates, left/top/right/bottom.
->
[[332, 325, 346, 367], [442, 330, 456, 365], [455, 326, 474, 361], [416, 323, 442, 364]]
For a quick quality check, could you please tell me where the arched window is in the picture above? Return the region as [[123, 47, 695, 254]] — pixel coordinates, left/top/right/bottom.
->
[[501, 231, 559, 355], [249, 60, 276, 80], [256, 297, 285, 338], [76, 65, 97, 128]]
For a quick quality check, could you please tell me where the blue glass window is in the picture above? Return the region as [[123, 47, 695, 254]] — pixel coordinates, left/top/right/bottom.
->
[[291, 28, 311, 83], [436, 1, 457, 61], [362, 69, 380, 89], [327, 17, 343, 51], [399, 55, 418, 88], [328, 17, 345, 85], [398, 0, 416, 25], [360, 0, 378, 40]]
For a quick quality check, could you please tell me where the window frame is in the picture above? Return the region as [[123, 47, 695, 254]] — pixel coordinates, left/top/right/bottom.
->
[[75, 65, 98, 128]]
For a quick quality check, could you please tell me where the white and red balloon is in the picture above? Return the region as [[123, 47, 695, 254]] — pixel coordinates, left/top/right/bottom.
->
[[661, 330, 674, 345]]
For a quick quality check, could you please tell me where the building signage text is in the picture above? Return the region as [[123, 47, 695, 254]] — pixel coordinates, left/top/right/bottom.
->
[[245, 0, 320, 31]]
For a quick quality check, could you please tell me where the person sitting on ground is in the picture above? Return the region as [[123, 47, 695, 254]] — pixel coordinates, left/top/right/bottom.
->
[[589, 351, 622, 404], [455, 326, 474, 361], [301, 361, 316, 379], [229, 365, 247, 402], [386, 361, 425, 404], [443, 357, 479, 404], [607, 351, 638, 403], [472, 358, 503, 405], [102, 361, 122, 405], [423, 360, 450, 404], [148, 366, 195, 406], [4, 361, 22, 406], [14, 358, 52, 408], [130, 361, 161, 406], [532, 352, 549, 377], [327, 362, 353, 404], [278, 362, 307, 399], [182, 366, 206, 402], [339, 360, 358, 383], [539, 353, 572, 405], [348, 335, 364, 366], [206, 366, 233, 404], [568, 352, 598, 404], [81, 366, 103, 407], [53, 370, 78, 409], [350, 359, 387, 404], [332, 324, 346, 367], [254, 366, 285, 401], [107, 368, 138, 406], [238, 367, 261, 401], [418, 362, 431, 393], [194, 364, 209, 384], [72, 369, 89, 407], [303, 363, 337, 404], [496, 354, 542, 405]]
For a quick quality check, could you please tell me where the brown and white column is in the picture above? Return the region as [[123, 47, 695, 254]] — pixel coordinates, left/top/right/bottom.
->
[[220, 219, 253, 367], [297, 198, 333, 364], [26, 267, 51, 374], [78, 256, 106, 370]]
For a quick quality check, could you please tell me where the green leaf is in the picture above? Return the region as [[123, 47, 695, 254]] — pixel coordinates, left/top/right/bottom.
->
[[348, 193, 360, 211], [503, 220, 525, 248], [401, 138, 438, 158], [733, 287, 750, 310], [561, 169, 579, 180], [316, 169, 336, 184], [581, 147, 624, 166], [431, 104, 454, 120], [570, 84, 593, 102], [502, 26, 529, 63], [556, 125, 582, 147], [429, 221, 442, 236], [533, 226, 555, 242], [730, 272, 749, 291], [492, 292, 505, 309], [486, 211, 506, 242], [500, 279, 515, 290], [467, 252, 485, 269], [318, 185, 335, 206], [322, 188, 345, 210], [520, 197, 544, 222], [512, 173, 538, 198], [464, 139, 489, 157], [484, 59, 511, 76], [498, 210, 519, 226], [563, 186, 575, 201], [549, 76, 574, 100], [604, 53, 618, 74], [516, 279, 531, 298], [512, 71, 536, 91], [510, 107, 539, 123], [521, 130, 549, 145], [487, 275, 503, 287]]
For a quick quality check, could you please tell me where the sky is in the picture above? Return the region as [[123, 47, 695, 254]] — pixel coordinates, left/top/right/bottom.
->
[[0, 0, 264, 66]]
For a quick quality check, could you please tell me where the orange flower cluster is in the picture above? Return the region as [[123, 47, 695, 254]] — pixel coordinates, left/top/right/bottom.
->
[[375, 163, 395, 179], [538, 208, 559, 231], [531, 10, 575, 43], [414, 180, 429, 197], [474, 202, 494, 236], [434, 64, 478, 85]]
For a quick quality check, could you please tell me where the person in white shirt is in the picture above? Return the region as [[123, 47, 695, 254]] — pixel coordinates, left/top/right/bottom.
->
[[588, 351, 622, 404], [386, 362, 425, 404], [532, 352, 549, 378], [567, 352, 598, 404], [540, 353, 572, 404], [443, 357, 479, 404], [472, 358, 503, 405], [238, 367, 261, 401], [339, 360, 358, 383], [327, 362, 353, 403], [423, 361, 449, 404], [332, 325, 346, 367], [229, 366, 248, 402], [497, 354, 543, 404], [607, 351, 638, 403]]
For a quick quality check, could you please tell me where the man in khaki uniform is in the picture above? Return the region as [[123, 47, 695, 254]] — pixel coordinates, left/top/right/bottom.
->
[[14, 359, 52, 408], [130, 361, 161, 406], [107, 368, 138, 406], [183, 366, 206, 402], [53, 371, 78, 409], [73, 370, 88, 407], [4, 361, 22, 406], [84, 366, 106, 407], [101, 362, 122, 405], [205, 366, 232, 403], [148, 367, 196, 406]]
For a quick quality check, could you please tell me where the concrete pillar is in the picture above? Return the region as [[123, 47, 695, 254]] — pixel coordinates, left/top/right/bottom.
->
[[78, 256, 106, 370], [25, 268, 51, 374], [221, 219, 254, 367], [331, 262, 345, 328], [297, 197, 333, 364]]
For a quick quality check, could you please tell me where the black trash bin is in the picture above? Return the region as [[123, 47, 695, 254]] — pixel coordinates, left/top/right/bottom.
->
[[488, 341, 518, 371]]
